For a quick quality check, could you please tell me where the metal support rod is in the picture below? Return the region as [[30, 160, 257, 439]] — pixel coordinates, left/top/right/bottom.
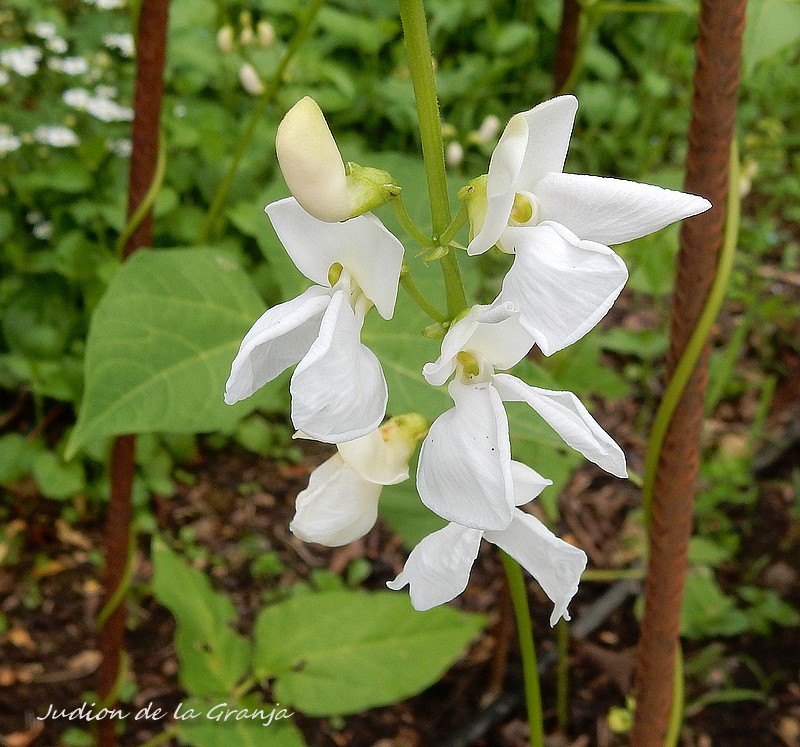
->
[[630, 2, 745, 744], [97, 3, 169, 746]]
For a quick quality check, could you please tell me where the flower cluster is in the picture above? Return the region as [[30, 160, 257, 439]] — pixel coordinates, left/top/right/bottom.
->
[[226, 95, 710, 624]]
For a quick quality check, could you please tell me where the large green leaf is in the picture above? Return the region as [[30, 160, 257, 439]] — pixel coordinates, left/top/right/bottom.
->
[[743, 0, 800, 78], [151, 537, 251, 697], [67, 248, 279, 458], [252, 590, 485, 716]]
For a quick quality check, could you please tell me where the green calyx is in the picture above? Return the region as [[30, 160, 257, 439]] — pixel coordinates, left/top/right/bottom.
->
[[344, 162, 402, 218], [458, 173, 488, 243]]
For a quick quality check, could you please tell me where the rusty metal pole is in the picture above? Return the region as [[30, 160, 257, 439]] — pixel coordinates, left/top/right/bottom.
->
[[97, 3, 169, 746], [553, 0, 581, 94], [630, 2, 745, 745]]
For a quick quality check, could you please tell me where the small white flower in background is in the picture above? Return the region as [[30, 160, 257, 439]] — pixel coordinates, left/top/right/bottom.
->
[[32, 21, 57, 39], [388, 470, 587, 625], [462, 95, 711, 355], [470, 113, 501, 145], [106, 137, 132, 157], [0, 46, 42, 76], [102, 32, 134, 58], [33, 125, 79, 148], [86, 96, 133, 122], [49, 56, 89, 75], [32, 220, 54, 241], [238, 63, 264, 96], [46, 37, 68, 54], [96, 0, 126, 9], [0, 70, 9, 87], [216, 25, 235, 54], [63, 87, 91, 109], [445, 140, 464, 169], [225, 197, 404, 443], [0, 130, 22, 156], [418, 303, 626, 531], [257, 20, 275, 48], [291, 414, 427, 546]]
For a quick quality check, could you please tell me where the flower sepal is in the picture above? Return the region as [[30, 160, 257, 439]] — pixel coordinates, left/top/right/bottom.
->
[[344, 162, 402, 219]]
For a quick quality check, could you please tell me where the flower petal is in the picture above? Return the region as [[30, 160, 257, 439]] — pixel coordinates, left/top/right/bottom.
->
[[265, 197, 404, 320], [290, 453, 382, 546], [423, 303, 534, 385], [338, 427, 409, 486], [467, 96, 578, 255], [386, 523, 483, 610], [291, 290, 387, 443], [417, 381, 514, 530], [493, 373, 627, 478], [497, 223, 628, 355], [535, 172, 712, 245], [485, 509, 587, 625], [511, 460, 552, 506], [224, 286, 331, 405]]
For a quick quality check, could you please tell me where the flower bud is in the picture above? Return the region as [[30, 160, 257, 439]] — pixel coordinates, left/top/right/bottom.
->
[[445, 141, 464, 169], [216, 25, 234, 53], [257, 20, 275, 47], [276, 97, 401, 222], [239, 63, 264, 96], [472, 114, 501, 145], [458, 174, 488, 243], [239, 25, 254, 46]]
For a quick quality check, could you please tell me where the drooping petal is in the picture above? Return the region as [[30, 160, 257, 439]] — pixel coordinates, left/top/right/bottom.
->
[[224, 286, 332, 405], [485, 510, 587, 625], [497, 223, 628, 355], [338, 427, 409, 486], [493, 373, 627, 478], [291, 290, 387, 443], [511, 460, 552, 506], [417, 381, 514, 530], [265, 198, 404, 320], [535, 172, 712, 245], [423, 303, 534, 386], [386, 523, 483, 610], [290, 453, 382, 546], [275, 96, 351, 223], [467, 96, 578, 256]]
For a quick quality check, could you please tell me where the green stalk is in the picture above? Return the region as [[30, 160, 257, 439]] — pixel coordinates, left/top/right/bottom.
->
[[194, 0, 326, 244], [642, 140, 740, 527], [438, 202, 468, 247], [393, 196, 436, 247], [500, 551, 545, 747], [664, 646, 684, 747], [400, 266, 447, 322], [397, 0, 467, 318], [556, 618, 569, 734]]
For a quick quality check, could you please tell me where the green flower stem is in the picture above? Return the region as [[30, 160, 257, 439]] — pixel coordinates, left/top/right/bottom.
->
[[392, 196, 436, 247], [665, 646, 684, 747], [500, 551, 545, 747], [116, 128, 167, 258], [397, 0, 468, 319], [581, 567, 645, 582], [556, 618, 569, 734], [642, 140, 740, 528], [400, 265, 447, 322], [596, 2, 691, 14], [194, 0, 326, 245], [438, 202, 468, 248]]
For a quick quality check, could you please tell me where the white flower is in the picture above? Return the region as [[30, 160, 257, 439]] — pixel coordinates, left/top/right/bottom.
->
[[49, 56, 89, 75], [464, 95, 711, 355], [86, 97, 133, 122], [102, 32, 134, 58], [216, 25, 235, 54], [0, 46, 42, 76], [418, 304, 626, 530], [291, 415, 427, 546], [225, 198, 404, 443], [46, 37, 68, 54], [33, 125, 79, 148], [388, 479, 587, 625], [32, 21, 57, 39], [238, 63, 264, 96], [471, 113, 501, 145], [445, 141, 464, 169], [63, 87, 91, 108], [257, 21, 275, 48], [0, 131, 21, 156]]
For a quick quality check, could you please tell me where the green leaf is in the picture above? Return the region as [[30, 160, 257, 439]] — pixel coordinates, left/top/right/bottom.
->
[[67, 248, 277, 458], [32, 451, 86, 500], [680, 568, 750, 639], [252, 590, 485, 716], [743, 0, 800, 78], [151, 537, 251, 697], [177, 695, 305, 747]]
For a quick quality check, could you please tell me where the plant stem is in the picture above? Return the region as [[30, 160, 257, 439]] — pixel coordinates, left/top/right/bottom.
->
[[400, 266, 447, 322], [556, 618, 569, 734], [438, 202, 467, 247], [194, 0, 326, 244], [392, 196, 436, 247], [397, 0, 467, 319], [500, 551, 545, 747]]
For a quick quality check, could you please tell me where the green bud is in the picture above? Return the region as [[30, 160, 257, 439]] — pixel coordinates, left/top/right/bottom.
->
[[421, 322, 447, 340], [458, 173, 488, 243], [343, 162, 402, 219]]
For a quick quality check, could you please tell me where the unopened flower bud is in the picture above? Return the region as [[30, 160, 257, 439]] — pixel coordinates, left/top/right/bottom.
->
[[257, 20, 275, 47], [216, 25, 234, 53], [276, 96, 400, 222], [239, 25, 254, 46], [472, 114, 501, 145], [239, 63, 264, 96]]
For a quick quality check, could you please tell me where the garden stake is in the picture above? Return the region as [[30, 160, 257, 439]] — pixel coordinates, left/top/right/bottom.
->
[[630, 2, 746, 745], [553, 0, 580, 94], [97, 3, 169, 746]]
